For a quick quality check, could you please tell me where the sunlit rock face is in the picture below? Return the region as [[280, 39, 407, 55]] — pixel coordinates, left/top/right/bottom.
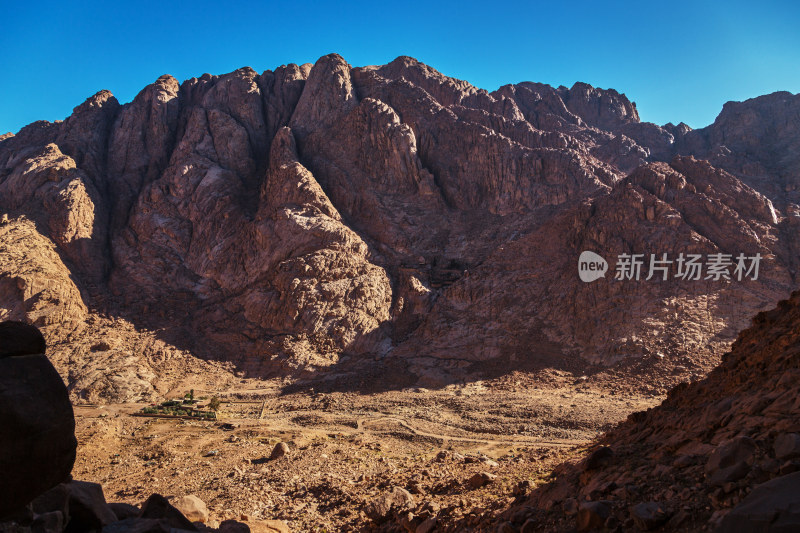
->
[[0, 54, 798, 399]]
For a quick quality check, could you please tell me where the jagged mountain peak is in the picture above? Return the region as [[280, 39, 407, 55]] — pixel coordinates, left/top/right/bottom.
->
[[0, 54, 797, 402]]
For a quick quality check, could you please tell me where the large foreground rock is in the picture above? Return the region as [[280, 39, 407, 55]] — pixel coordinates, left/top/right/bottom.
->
[[0, 322, 76, 517], [0, 321, 46, 356], [65, 480, 118, 532], [171, 495, 209, 523], [717, 472, 800, 532]]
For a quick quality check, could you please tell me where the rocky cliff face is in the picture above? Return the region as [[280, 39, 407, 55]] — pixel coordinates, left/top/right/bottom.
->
[[0, 54, 798, 400]]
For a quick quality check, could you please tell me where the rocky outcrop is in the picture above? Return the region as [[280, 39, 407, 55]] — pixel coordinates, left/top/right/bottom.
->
[[0, 219, 87, 340], [107, 74, 180, 232], [560, 82, 640, 131], [0, 322, 76, 518], [681, 91, 800, 208], [0, 143, 106, 283], [518, 290, 800, 531], [1, 481, 271, 533], [389, 154, 792, 387], [0, 54, 798, 400], [718, 471, 800, 532]]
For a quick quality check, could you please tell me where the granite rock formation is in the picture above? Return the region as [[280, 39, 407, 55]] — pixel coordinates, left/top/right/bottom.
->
[[0, 54, 798, 399]]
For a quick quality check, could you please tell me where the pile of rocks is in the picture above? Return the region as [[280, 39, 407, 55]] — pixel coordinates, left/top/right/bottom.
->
[[1, 481, 290, 533]]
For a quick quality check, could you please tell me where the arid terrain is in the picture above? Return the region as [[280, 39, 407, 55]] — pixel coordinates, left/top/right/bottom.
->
[[1, 53, 800, 532], [2, 54, 799, 404], [72, 372, 658, 531]]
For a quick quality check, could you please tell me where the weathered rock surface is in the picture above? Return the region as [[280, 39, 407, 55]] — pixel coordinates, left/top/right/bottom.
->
[[706, 436, 757, 486], [717, 471, 800, 532], [1, 479, 265, 533], [774, 433, 800, 460], [0, 219, 87, 340], [680, 91, 800, 210], [576, 501, 609, 531], [269, 441, 290, 460], [364, 486, 415, 523], [521, 290, 800, 530], [1, 54, 798, 400], [466, 472, 497, 489], [171, 495, 209, 524], [631, 501, 671, 530]]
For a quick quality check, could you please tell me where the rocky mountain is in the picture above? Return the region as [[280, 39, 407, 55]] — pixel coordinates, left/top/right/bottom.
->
[[1, 54, 798, 401], [498, 289, 800, 531]]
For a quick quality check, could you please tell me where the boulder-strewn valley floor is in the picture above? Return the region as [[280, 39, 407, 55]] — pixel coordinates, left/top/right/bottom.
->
[[71, 371, 657, 531], [1, 54, 800, 531]]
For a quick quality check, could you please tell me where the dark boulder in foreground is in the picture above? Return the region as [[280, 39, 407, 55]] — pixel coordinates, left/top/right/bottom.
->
[[717, 471, 800, 532], [0, 321, 76, 518], [0, 320, 47, 357]]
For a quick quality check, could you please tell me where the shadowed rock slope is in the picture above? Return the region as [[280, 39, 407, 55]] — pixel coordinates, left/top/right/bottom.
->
[[497, 290, 800, 531], [1, 54, 798, 400]]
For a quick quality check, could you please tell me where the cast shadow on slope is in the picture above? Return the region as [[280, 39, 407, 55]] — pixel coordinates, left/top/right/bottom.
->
[[477, 289, 800, 532]]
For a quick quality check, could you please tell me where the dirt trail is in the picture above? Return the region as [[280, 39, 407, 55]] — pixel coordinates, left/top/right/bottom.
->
[[356, 415, 581, 447]]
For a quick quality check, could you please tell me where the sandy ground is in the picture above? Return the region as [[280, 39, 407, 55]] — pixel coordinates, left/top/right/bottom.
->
[[72, 370, 659, 531]]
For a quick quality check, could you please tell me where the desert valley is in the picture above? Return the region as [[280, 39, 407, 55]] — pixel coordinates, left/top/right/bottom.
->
[[1, 53, 799, 532]]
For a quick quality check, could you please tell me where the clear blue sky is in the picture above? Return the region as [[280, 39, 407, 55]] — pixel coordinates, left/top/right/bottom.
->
[[2, 1, 799, 134]]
